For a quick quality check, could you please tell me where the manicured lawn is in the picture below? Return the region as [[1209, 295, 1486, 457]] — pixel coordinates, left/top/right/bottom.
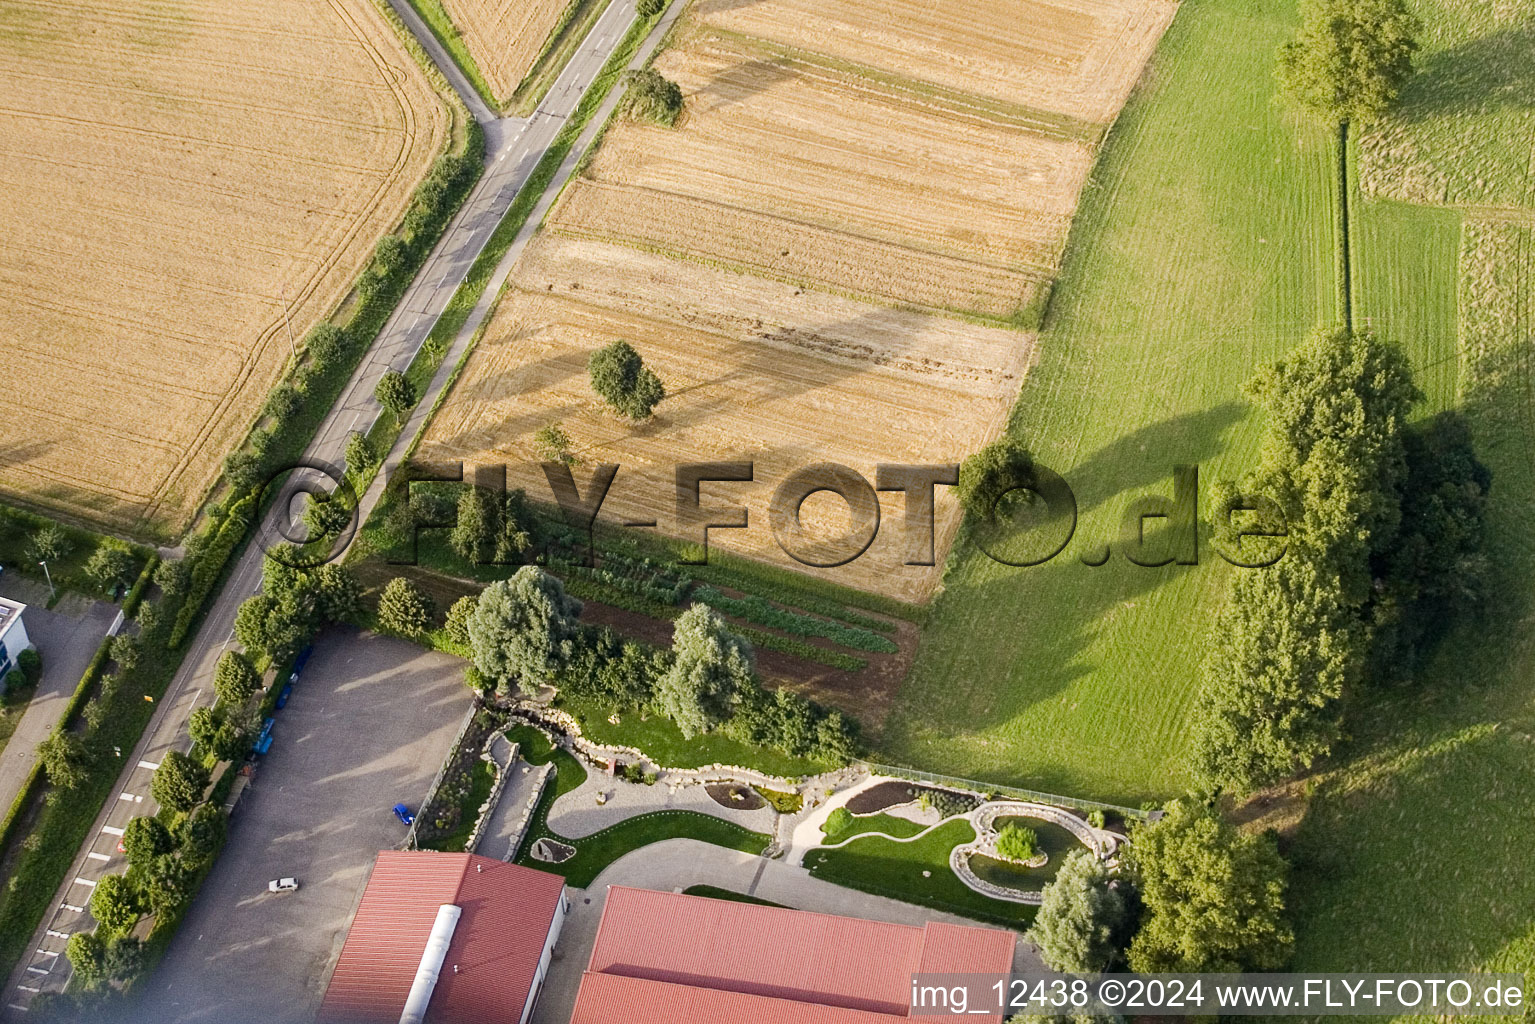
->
[[508, 723, 772, 887], [804, 819, 1033, 929], [525, 809, 770, 889], [881, 0, 1339, 803], [682, 884, 787, 908], [558, 696, 829, 779], [820, 812, 928, 846]]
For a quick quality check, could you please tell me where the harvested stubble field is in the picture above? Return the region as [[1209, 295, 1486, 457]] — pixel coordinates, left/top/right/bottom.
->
[[0, 0, 447, 535], [422, 0, 1171, 603], [439, 0, 572, 102], [565, 28, 1096, 320], [418, 235, 1031, 603], [693, 0, 1177, 125]]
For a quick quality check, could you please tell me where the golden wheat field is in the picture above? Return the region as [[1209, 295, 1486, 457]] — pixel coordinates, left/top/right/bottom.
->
[[419, 237, 1032, 602], [0, 0, 447, 535], [425, 0, 1171, 600], [440, 0, 570, 101], [694, 0, 1177, 124]]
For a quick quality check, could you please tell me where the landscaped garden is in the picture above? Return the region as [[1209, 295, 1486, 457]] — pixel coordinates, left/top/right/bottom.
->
[[506, 724, 772, 888], [803, 819, 1034, 928]]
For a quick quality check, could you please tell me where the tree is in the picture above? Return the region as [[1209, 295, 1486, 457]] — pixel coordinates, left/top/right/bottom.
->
[[303, 492, 352, 539], [655, 604, 753, 738], [109, 633, 140, 673], [27, 523, 70, 564], [362, 234, 409, 297], [190, 705, 246, 762], [956, 438, 1035, 521], [212, 649, 261, 706], [153, 557, 191, 599], [83, 544, 136, 594], [995, 823, 1039, 863], [1030, 849, 1135, 973], [312, 563, 363, 623], [449, 486, 531, 566], [151, 750, 209, 813], [637, 0, 663, 16], [619, 69, 684, 126], [444, 595, 477, 648], [468, 567, 583, 696], [589, 340, 665, 419], [223, 449, 265, 492], [65, 932, 106, 985], [378, 577, 435, 636], [88, 874, 139, 935], [305, 322, 347, 366], [345, 431, 376, 481], [102, 936, 145, 984], [374, 369, 416, 420], [1194, 328, 1420, 791], [121, 815, 174, 867], [1126, 801, 1292, 972], [142, 853, 194, 914], [822, 806, 854, 837], [1278, 0, 1421, 125], [38, 733, 91, 790], [179, 804, 227, 863], [533, 423, 578, 466]]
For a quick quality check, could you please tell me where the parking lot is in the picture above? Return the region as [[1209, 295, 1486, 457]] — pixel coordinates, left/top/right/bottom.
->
[[130, 627, 472, 1024]]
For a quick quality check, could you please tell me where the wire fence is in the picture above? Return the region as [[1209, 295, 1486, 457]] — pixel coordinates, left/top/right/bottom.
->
[[856, 760, 1152, 820]]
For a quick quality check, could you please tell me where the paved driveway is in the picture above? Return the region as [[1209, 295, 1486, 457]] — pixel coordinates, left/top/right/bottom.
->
[[128, 628, 472, 1024], [0, 577, 116, 814]]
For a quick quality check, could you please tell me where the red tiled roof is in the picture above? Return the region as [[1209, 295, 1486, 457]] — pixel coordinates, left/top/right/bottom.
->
[[317, 851, 565, 1024], [572, 886, 1015, 1023], [571, 972, 912, 1024]]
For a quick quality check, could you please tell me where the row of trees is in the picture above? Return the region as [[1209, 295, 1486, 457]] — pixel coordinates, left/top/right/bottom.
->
[[414, 565, 857, 764], [1194, 328, 1488, 792], [1029, 801, 1291, 975]]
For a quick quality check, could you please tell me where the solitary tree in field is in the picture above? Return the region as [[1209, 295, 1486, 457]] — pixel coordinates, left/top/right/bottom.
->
[[1030, 849, 1135, 973], [1126, 801, 1292, 973], [589, 340, 666, 419], [956, 438, 1036, 521], [151, 751, 209, 814], [374, 369, 416, 421], [378, 577, 435, 636], [656, 603, 753, 738], [533, 423, 579, 466], [468, 567, 583, 696], [1278, 0, 1420, 125], [620, 69, 684, 126]]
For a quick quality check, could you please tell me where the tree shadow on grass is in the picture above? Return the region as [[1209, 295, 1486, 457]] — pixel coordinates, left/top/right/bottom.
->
[[1396, 20, 1535, 122]]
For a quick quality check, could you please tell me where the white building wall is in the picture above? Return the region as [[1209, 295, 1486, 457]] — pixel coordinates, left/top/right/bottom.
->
[[518, 887, 569, 1024]]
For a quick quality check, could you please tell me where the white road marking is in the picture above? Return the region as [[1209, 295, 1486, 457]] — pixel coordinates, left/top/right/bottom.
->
[[136, 760, 159, 771], [24, 969, 47, 976], [61, 904, 84, 914], [34, 951, 56, 958], [45, 931, 70, 939], [72, 877, 96, 888], [100, 826, 124, 837], [85, 853, 109, 862]]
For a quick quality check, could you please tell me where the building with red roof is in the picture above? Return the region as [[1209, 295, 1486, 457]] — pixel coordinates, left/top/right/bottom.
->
[[317, 851, 568, 1024], [570, 885, 1016, 1024]]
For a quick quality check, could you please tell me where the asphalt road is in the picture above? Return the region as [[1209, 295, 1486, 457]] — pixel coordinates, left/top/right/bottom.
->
[[2, 0, 651, 1010]]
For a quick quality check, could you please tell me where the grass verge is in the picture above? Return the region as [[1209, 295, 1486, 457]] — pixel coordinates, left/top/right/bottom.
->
[[400, 0, 500, 110]]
